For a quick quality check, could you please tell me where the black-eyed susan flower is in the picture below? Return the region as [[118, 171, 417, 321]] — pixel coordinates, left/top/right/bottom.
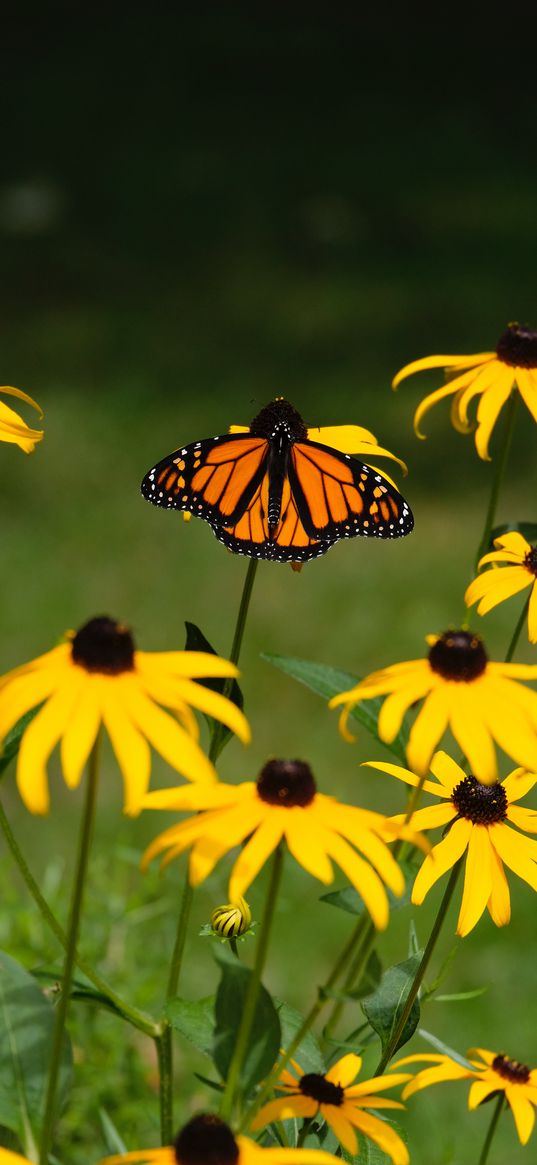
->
[[465, 531, 537, 642], [365, 751, 537, 936], [142, 759, 426, 930], [251, 1052, 410, 1164], [0, 616, 250, 816], [210, 896, 252, 939], [98, 1112, 342, 1165], [0, 384, 43, 453], [329, 629, 537, 784], [392, 1048, 537, 1146], [393, 323, 537, 459]]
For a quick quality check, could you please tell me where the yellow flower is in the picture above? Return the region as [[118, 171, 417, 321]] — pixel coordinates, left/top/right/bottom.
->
[[329, 629, 537, 784], [97, 1112, 342, 1165], [392, 323, 537, 459], [142, 759, 426, 930], [230, 418, 408, 485], [0, 385, 43, 453], [0, 1152, 35, 1164], [0, 616, 250, 816], [392, 1048, 537, 1146], [366, 751, 537, 936], [465, 531, 537, 642], [251, 1052, 410, 1164]]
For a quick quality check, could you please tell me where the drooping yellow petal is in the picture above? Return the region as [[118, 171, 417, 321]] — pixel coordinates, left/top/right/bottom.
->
[[515, 368, 537, 424], [121, 679, 217, 783], [412, 819, 471, 904], [377, 674, 434, 743], [321, 807, 404, 894], [189, 833, 243, 886], [489, 823, 537, 892], [136, 651, 239, 679], [492, 530, 532, 557], [412, 365, 490, 438], [17, 673, 85, 813], [345, 1108, 409, 1165], [504, 767, 537, 804], [465, 566, 531, 614], [229, 813, 285, 898], [504, 1086, 536, 1145], [101, 688, 152, 815], [481, 679, 537, 773], [98, 1150, 174, 1165], [456, 827, 493, 936], [0, 664, 66, 741], [284, 814, 333, 882], [60, 676, 103, 788], [362, 760, 443, 798], [239, 1139, 342, 1165], [325, 1053, 362, 1088], [395, 1056, 474, 1099], [406, 687, 450, 776], [506, 804, 537, 833], [345, 1073, 411, 1098], [467, 1078, 504, 1109], [429, 751, 466, 794], [143, 781, 244, 812], [475, 372, 514, 460], [168, 676, 251, 745], [528, 583, 537, 644], [391, 803, 455, 831], [454, 363, 506, 431], [251, 1095, 316, 1130], [448, 686, 498, 785], [392, 353, 494, 389], [323, 833, 390, 930], [486, 845, 511, 928], [307, 424, 376, 450]]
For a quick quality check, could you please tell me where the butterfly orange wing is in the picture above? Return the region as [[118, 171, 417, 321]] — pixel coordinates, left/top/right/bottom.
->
[[141, 434, 268, 524]]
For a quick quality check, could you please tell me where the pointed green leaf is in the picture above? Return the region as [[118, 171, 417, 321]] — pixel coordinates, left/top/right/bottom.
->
[[417, 1027, 477, 1070], [362, 954, 422, 1057], [166, 995, 215, 1056], [99, 1108, 129, 1155], [321, 858, 418, 917], [184, 621, 244, 758], [213, 947, 281, 1094], [0, 708, 41, 780], [261, 655, 408, 761], [0, 950, 72, 1148]]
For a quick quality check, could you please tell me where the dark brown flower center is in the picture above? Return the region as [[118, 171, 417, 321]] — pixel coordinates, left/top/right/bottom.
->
[[71, 616, 135, 675], [173, 1115, 239, 1165], [524, 547, 537, 576], [256, 759, 316, 807], [492, 1054, 530, 1084], [428, 631, 488, 682], [451, 776, 508, 825], [299, 1072, 344, 1106], [496, 324, 537, 368]]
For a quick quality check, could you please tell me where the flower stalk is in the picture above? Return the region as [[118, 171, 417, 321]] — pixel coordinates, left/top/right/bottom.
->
[[477, 1094, 505, 1165]]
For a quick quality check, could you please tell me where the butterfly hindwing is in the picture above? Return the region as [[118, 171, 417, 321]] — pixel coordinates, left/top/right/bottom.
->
[[289, 439, 413, 540], [216, 477, 338, 562], [141, 433, 269, 525]]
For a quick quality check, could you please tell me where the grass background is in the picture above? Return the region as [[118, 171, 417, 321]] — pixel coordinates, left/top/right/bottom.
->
[[2, 8, 537, 1163]]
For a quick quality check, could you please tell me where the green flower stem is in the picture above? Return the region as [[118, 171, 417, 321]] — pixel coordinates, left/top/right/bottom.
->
[[240, 905, 379, 1132], [0, 800, 158, 1039], [158, 557, 259, 1143], [475, 392, 519, 568], [296, 1117, 314, 1148], [219, 844, 284, 1124], [505, 592, 531, 662], [477, 1094, 505, 1165], [375, 857, 463, 1075], [39, 735, 101, 1165]]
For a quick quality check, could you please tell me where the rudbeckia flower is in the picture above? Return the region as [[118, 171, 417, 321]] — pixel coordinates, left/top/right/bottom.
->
[[0, 384, 43, 453], [0, 616, 250, 816], [142, 759, 426, 930], [392, 1048, 537, 1146], [329, 629, 537, 784], [393, 322, 537, 459], [98, 1112, 341, 1165], [252, 1052, 410, 1164], [465, 531, 537, 642], [365, 751, 537, 936]]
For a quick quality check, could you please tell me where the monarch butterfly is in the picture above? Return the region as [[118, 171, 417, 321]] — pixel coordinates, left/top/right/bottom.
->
[[141, 398, 414, 564]]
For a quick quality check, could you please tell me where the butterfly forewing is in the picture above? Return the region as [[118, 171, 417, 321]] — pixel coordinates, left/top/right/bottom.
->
[[289, 439, 413, 540], [141, 433, 268, 525]]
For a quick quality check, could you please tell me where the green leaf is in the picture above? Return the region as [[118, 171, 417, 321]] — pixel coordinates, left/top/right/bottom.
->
[[362, 953, 422, 1057], [261, 655, 408, 761], [33, 967, 127, 1020], [0, 708, 41, 780], [0, 950, 72, 1151], [184, 622, 244, 758], [417, 1028, 477, 1070], [99, 1108, 128, 1155], [166, 995, 215, 1056], [276, 1001, 324, 1073], [321, 857, 418, 917], [213, 946, 281, 1094], [490, 521, 537, 548], [321, 951, 382, 1005], [432, 988, 487, 1003]]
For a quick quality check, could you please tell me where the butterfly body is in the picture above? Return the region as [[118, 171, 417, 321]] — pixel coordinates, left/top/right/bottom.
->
[[141, 398, 414, 563]]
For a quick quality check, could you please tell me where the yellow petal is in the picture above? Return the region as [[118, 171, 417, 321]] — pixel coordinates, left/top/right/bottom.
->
[[528, 583, 537, 644], [189, 833, 240, 886], [251, 1095, 316, 1129], [121, 679, 217, 783], [392, 353, 494, 389], [412, 819, 471, 904], [307, 424, 377, 450], [325, 1053, 362, 1087], [324, 833, 390, 930], [486, 845, 511, 928], [482, 679, 537, 773], [475, 372, 514, 460], [515, 368, 537, 424], [229, 814, 284, 899], [345, 1109, 409, 1165], [455, 363, 506, 430], [377, 674, 434, 743], [284, 814, 333, 882], [60, 676, 103, 788], [465, 567, 531, 614], [98, 1151, 174, 1165], [323, 1108, 357, 1156], [489, 823, 537, 892], [169, 676, 251, 744], [456, 827, 493, 936], [448, 687, 498, 784], [143, 781, 243, 811], [17, 673, 85, 813], [504, 1087, 535, 1145], [362, 759, 443, 798], [136, 651, 239, 679], [0, 384, 43, 415], [412, 365, 486, 438], [102, 688, 151, 815], [493, 530, 532, 556], [468, 1078, 503, 1109], [406, 688, 450, 776], [429, 750, 466, 794], [0, 666, 66, 742], [346, 1073, 410, 1097]]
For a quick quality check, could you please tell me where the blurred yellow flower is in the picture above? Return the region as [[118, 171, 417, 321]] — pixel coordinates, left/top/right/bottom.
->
[[0, 1151, 35, 1164], [465, 531, 537, 642], [142, 758, 426, 930], [393, 323, 537, 459], [330, 629, 537, 784], [392, 1047, 537, 1145], [0, 385, 43, 453], [366, 751, 537, 936], [98, 1112, 341, 1165], [252, 1052, 410, 1164], [0, 616, 249, 815]]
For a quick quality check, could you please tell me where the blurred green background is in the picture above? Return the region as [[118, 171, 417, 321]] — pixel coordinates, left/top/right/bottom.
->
[[2, 8, 537, 1164]]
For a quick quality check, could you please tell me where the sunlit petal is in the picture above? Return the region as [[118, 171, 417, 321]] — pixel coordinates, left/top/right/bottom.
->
[[407, 687, 450, 776], [229, 814, 286, 898], [412, 819, 471, 903], [17, 673, 85, 814], [486, 845, 511, 928], [456, 827, 493, 936]]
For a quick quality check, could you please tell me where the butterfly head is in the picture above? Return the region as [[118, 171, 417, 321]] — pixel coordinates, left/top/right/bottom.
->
[[249, 398, 307, 443]]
